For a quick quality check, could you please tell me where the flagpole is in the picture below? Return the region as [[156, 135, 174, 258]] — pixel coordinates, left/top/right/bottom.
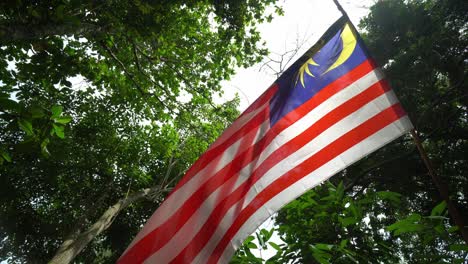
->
[[332, 0, 468, 244], [332, 0, 349, 20], [410, 129, 468, 243]]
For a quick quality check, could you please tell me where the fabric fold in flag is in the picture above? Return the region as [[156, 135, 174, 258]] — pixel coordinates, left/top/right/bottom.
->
[[118, 16, 413, 264]]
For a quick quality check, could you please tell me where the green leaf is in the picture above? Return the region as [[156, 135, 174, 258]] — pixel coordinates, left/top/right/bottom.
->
[[387, 214, 424, 236], [434, 224, 444, 234], [54, 116, 72, 124], [18, 119, 34, 135], [311, 247, 332, 264], [340, 217, 357, 227], [336, 181, 344, 200], [348, 203, 361, 218], [0, 149, 11, 162], [255, 231, 265, 248], [313, 256, 331, 264], [243, 247, 261, 263], [260, 228, 272, 242], [315, 243, 333, 251], [377, 191, 402, 204], [430, 201, 447, 216], [246, 242, 258, 249], [29, 106, 45, 118], [41, 138, 50, 157], [268, 242, 281, 251], [320, 195, 336, 202], [407, 213, 422, 222], [339, 239, 348, 248], [447, 226, 459, 233], [243, 235, 255, 244], [51, 105, 63, 118], [53, 124, 65, 139]]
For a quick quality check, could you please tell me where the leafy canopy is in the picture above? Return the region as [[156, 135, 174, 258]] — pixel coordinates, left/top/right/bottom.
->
[[0, 0, 282, 262]]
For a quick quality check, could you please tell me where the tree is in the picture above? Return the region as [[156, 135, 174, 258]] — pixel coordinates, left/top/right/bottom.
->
[[0, 0, 281, 161], [1, 88, 240, 263], [0, 0, 282, 263]]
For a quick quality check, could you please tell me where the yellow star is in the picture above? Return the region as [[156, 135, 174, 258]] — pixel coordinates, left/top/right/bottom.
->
[[297, 58, 319, 88]]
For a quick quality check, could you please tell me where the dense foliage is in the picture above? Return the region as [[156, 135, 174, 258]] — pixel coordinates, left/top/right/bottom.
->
[[0, 0, 281, 160], [0, 0, 281, 263]]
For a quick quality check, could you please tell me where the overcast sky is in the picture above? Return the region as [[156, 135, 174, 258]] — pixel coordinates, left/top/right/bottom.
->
[[226, 0, 375, 259]]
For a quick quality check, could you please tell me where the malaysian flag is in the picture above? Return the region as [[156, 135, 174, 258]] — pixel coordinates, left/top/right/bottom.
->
[[118, 17, 413, 263]]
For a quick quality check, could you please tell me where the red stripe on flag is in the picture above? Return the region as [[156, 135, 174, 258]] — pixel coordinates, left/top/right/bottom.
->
[[208, 103, 407, 263], [169, 79, 393, 263]]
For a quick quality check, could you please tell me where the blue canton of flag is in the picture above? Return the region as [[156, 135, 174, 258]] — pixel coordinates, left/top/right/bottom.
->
[[270, 21, 370, 125]]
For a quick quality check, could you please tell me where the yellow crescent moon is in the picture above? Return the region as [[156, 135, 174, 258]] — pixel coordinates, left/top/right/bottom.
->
[[322, 24, 357, 74]]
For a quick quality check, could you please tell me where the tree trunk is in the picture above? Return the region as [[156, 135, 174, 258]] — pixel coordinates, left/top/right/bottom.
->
[[48, 185, 169, 264]]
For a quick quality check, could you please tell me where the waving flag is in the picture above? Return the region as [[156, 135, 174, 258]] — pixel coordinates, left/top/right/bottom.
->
[[118, 17, 413, 264]]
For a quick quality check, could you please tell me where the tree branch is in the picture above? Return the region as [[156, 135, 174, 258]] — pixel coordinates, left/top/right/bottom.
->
[[48, 184, 172, 264]]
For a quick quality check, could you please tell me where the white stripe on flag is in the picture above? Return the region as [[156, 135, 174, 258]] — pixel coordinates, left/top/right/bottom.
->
[[217, 116, 412, 263]]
